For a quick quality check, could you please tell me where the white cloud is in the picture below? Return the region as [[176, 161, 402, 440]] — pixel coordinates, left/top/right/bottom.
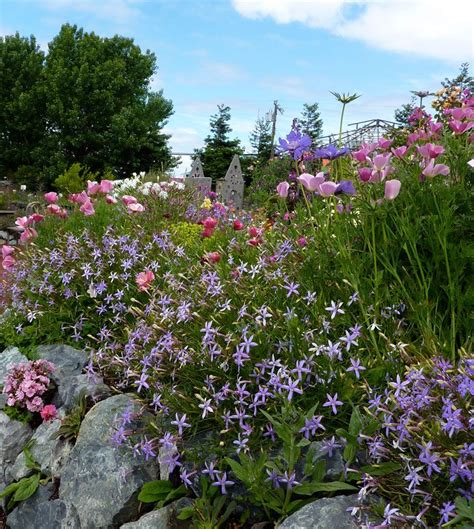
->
[[232, 0, 474, 63]]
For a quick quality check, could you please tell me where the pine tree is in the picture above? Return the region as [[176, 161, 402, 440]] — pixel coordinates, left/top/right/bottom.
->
[[197, 105, 243, 185], [441, 63, 474, 93], [300, 103, 323, 146], [249, 117, 272, 163], [394, 97, 417, 126]]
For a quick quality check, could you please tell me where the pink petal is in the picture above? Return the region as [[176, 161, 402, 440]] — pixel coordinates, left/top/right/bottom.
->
[[384, 179, 401, 200]]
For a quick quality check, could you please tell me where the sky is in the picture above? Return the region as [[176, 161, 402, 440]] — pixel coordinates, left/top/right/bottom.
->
[[1, 0, 474, 175]]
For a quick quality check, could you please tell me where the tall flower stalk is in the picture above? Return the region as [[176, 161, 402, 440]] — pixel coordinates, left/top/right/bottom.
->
[[330, 92, 361, 148]]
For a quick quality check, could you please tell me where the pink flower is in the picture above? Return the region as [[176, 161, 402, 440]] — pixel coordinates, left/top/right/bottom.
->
[[276, 181, 290, 198], [358, 167, 372, 182], [98, 180, 113, 193], [30, 214, 44, 224], [391, 146, 408, 159], [40, 404, 58, 422], [201, 228, 214, 238], [233, 220, 244, 231], [378, 138, 393, 150], [205, 252, 221, 264], [15, 216, 30, 229], [19, 227, 38, 243], [80, 200, 95, 216], [1, 245, 15, 258], [44, 192, 58, 204], [248, 226, 262, 238], [417, 143, 445, 160], [248, 237, 262, 247], [298, 172, 325, 192], [136, 270, 154, 291], [370, 154, 392, 181], [127, 202, 145, 213], [297, 236, 307, 247], [105, 195, 117, 204], [87, 181, 101, 195], [2, 255, 16, 271], [47, 204, 62, 216], [122, 195, 138, 206], [449, 120, 474, 134], [422, 159, 450, 178], [203, 217, 218, 230], [318, 181, 338, 197], [384, 179, 401, 200], [68, 191, 89, 205]]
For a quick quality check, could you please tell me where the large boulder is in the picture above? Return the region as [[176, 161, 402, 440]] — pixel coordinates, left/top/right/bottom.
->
[[7, 415, 71, 482], [279, 494, 361, 529], [120, 499, 191, 529], [0, 347, 28, 385], [54, 373, 111, 411], [6, 482, 67, 529], [0, 411, 33, 475], [35, 345, 87, 385], [59, 394, 159, 529]]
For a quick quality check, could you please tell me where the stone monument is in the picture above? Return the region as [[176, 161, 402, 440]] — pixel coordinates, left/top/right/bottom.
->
[[216, 155, 244, 209], [184, 157, 212, 196]]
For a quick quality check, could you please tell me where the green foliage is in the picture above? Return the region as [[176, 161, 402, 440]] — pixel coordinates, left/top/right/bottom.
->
[[394, 97, 417, 125], [177, 477, 236, 529], [138, 480, 187, 507], [300, 103, 323, 146], [54, 163, 89, 195], [1, 24, 174, 189], [249, 117, 272, 165], [443, 497, 474, 528], [53, 391, 88, 442], [2, 405, 34, 424], [246, 157, 293, 207], [196, 105, 244, 185]]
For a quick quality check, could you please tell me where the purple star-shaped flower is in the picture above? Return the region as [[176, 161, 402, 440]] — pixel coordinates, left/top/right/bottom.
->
[[323, 393, 343, 415]]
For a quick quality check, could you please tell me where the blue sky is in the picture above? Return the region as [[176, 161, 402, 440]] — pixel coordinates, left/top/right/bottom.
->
[[1, 0, 473, 174]]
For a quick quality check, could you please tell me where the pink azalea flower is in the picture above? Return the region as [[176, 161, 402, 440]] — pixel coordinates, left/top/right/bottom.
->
[[391, 146, 408, 159], [276, 181, 290, 197], [136, 270, 154, 291], [384, 179, 401, 200], [44, 192, 58, 204], [80, 200, 95, 216], [298, 172, 325, 192], [98, 180, 113, 193], [122, 195, 138, 206], [318, 181, 338, 197], [40, 404, 58, 422], [106, 195, 117, 204], [127, 203, 145, 213], [422, 159, 450, 178]]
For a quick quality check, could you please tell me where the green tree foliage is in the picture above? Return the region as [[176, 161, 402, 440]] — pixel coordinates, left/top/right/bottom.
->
[[249, 117, 272, 164], [0, 25, 175, 188], [300, 103, 323, 145], [441, 62, 474, 93], [197, 105, 244, 185], [0, 34, 46, 182], [394, 97, 417, 126]]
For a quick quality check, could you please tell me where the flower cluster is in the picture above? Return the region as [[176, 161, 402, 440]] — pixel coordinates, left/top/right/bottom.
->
[[362, 357, 473, 526], [3, 359, 55, 413]]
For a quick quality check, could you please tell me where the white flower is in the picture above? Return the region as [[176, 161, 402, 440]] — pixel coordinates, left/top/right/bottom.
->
[[20, 185, 27, 191], [468, 159, 474, 169]]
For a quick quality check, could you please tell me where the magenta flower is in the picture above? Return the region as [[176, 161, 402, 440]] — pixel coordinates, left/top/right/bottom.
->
[[318, 181, 338, 197], [358, 167, 372, 182], [416, 143, 444, 160], [422, 159, 450, 179], [384, 179, 401, 200], [136, 270, 154, 291], [370, 153, 393, 182], [449, 120, 474, 134], [40, 404, 58, 422], [391, 146, 408, 159], [44, 192, 58, 204], [80, 200, 95, 216], [276, 181, 290, 198], [87, 180, 101, 195]]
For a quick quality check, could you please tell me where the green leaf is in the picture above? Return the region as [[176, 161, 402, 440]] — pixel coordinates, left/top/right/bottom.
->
[[297, 438, 311, 448], [348, 406, 363, 437], [294, 481, 357, 496], [0, 481, 21, 499], [343, 443, 357, 463], [311, 460, 327, 483], [138, 480, 173, 503], [455, 496, 474, 520], [12, 474, 40, 503], [177, 506, 194, 520], [226, 458, 249, 484], [360, 462, 402, 476]]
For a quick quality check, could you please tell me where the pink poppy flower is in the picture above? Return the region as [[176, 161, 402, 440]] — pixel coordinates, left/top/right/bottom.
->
[[203, 217, 218, 230], [30, 214, 44, 223], [318, 181, 338, 197], [298, 173, 325, 192], [248, 226, 262, 238], [276, 181, 290, 197], [384, 179, 401, 200], [106, 195, 117, 204], [40, 404, 58, 422], [80, 200, 95, 216], [19, 227, 38, 243], [98, 180, 113, 193], [2, 255, 15, 271], [297, 236, 307, 247], [417, 143, 445, 160], [358, 167, 372, 182], [233, 220, 244, 231], [47, 204, 62, 216], [15, 216, 30, 229], [2, 245, 15, 258], [127, 202, 145, 213], [122, 195, 138, 206], [201, 228, 214, 238], [44, 192, 58, 204], [68, 191, 89, 204], [87, 181, 101, 195], [391, 146, 408, 159], [136, 270, 154, 291], [422, 159, 450, 178], [248, 237, 262, 247], [378, 138, 393, 150]]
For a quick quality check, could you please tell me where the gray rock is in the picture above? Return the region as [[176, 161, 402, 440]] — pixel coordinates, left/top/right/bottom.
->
[[0, 411, 33, 472], [54, 374, 111, 411], [308, 441, 345, 480], [279, 494, 360, 529], [0, 347, 28, 385], [59, 394, 159, 529], [7, 482, 68, 529], [36, 345, 87, 384], [120, 498, 191, 529], [8, 415, 72, 482]]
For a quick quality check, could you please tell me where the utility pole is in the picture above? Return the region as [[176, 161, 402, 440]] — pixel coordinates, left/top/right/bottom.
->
[[269, 100, 283, 160]]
